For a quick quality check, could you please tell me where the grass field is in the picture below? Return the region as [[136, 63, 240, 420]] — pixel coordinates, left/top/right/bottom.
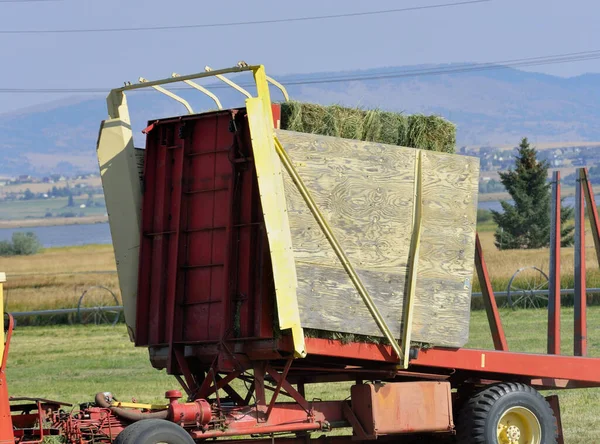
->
[[4, 309, 600, 443], [0, 178, 102, 199], [478, 186, 579, 203], [2, 231, 600, 441], [0, 196, 107, 221], [0, 215, 108, 229]]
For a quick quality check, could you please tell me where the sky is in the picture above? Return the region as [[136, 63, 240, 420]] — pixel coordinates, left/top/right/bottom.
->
[[0, 0, 598, 114]]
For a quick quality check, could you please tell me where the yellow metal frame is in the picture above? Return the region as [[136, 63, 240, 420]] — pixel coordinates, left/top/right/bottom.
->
[[99, 64, 304, 355], [206, 66, 252, 98], [111, 401, 168, 411], [247, 66, 304, 357], [139, 77, 194, 114], [266, 75, 290, 102], [172, 73, 223, 110], [400, 151, 423, 368], [99, 64, 408, 362]]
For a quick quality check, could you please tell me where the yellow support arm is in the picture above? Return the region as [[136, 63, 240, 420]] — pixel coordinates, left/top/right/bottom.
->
[[139, 77, 194, 114], [273, 136, 405, 363], [246, 66, 305, 358], [400, 151, 423, 369], [172, 73, 223, 110], [206, 66, 252, 98]]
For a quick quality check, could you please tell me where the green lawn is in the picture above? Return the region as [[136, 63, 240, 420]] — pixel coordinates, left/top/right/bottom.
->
[[0, 196, 106, 220], [5, 308, 600, 443]]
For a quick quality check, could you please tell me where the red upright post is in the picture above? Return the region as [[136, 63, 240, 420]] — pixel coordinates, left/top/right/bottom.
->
[[475, 233, 508, 351], [548, 171, 561, 355], [581, 167, 600, 268], [574, 169, 587, 357]]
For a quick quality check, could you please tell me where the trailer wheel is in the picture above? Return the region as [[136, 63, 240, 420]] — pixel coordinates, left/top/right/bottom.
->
[[456, 382, 557, 444], [114, 419, 195, 444]]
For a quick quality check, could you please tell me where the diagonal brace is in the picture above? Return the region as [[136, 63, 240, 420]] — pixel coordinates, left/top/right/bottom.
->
[[273, 136, 404, 362]]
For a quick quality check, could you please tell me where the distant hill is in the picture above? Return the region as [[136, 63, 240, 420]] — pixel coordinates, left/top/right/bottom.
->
[[3, 64, 600, 175]]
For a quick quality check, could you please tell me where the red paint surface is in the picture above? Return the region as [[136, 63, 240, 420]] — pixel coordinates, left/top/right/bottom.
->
[[137, 108, 278, 364], [475, 234, 508, 351], [351, 382, 453, 436], [189, 401, 344, 439], [548, 171, 561, 355], [575, 173, 587, 357]]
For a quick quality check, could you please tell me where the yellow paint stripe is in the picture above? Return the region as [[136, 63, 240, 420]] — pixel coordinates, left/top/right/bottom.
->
[[401, 151, 424, 369]]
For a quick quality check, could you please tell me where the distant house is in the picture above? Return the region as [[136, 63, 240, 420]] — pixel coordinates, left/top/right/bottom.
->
[[18, 175, 32, 182], [50, 174, 67, 182]]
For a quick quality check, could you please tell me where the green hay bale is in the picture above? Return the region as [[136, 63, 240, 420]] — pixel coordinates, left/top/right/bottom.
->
[[361, 109, 383, 142], [328, 105, 365, 139], [380, 111, 408, 145], [405, 114, 456, 154], [279, 101, 455, 153]]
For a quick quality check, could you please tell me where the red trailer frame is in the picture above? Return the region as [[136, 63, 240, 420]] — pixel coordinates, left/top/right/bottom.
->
[[3, 66, 600, 443]]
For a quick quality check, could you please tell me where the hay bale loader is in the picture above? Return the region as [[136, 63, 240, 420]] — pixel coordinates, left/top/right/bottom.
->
[[3, 64, 600, 443]]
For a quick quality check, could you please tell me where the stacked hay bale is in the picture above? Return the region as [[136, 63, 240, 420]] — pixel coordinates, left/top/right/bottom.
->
[[279, 101, 456, 153]]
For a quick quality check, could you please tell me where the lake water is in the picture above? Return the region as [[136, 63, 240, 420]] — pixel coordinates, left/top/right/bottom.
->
[[0, 223, 112, 248]]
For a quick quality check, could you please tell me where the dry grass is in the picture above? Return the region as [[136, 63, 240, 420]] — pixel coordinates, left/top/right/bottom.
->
[[0, 245, 118, 314], [0, 215, 108, 229], [475, 230, 600, 293], [0, 244, 115, 274], [0, 177, 101, 198]]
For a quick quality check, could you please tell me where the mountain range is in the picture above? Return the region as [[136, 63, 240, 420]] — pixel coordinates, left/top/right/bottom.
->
[[3, 64, 600, 175]]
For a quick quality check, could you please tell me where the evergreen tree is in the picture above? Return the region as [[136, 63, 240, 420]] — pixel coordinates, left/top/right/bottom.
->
[[492, 138, 573, 249], [23, 188, 34, 200]]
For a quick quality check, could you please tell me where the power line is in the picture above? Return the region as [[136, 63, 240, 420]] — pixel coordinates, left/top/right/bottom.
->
[[0, 0, 490, 34], [0, 0, 61, 3], [2, 49, 599, 94]]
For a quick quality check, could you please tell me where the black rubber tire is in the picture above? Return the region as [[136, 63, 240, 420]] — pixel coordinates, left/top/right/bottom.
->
[[114, 419, 195, 444], [456, 382, 558, 444]]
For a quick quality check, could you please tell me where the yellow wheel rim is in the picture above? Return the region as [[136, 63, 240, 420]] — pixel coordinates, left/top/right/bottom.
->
[[497, 406, 542, 444]]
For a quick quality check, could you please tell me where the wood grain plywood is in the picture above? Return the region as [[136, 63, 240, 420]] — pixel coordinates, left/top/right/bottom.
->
[[275, 130, 479, 347]]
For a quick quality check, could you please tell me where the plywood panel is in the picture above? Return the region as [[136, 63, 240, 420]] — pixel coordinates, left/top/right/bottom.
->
[[275, 130, 479, 347]]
